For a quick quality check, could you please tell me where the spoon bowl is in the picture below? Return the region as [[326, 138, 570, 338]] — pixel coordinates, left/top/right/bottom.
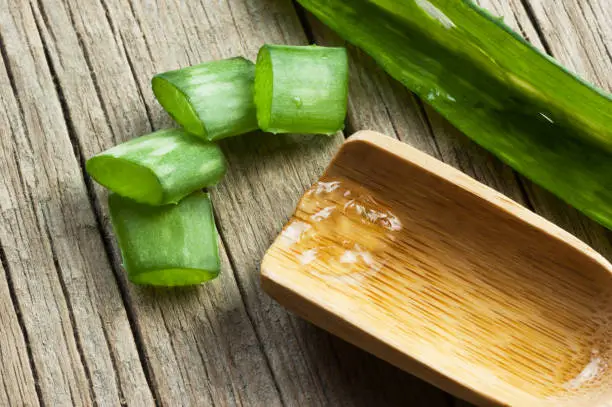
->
[[261, 130, 612, 406]]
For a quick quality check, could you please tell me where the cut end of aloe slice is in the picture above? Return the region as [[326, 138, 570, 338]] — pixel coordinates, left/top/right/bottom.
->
[[254, 46, 274, 131], [152, 76, 206, 137], [254, 44, 349, 134], [109, 192, 221, 287], [129, 268, 219, 286], [152, 58, 257, 141], [86, 156, 163, 205], [87, 129, 227, 206]]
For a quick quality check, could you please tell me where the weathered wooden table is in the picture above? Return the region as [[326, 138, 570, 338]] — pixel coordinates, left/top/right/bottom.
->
[[0, 0, 610, 405]]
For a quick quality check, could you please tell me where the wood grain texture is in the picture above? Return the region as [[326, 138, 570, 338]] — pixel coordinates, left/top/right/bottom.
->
[[0, 2, 152, 405], [28, 0, 283, 404], [263, 131, 612, 406], [524, 0, 611, 92]]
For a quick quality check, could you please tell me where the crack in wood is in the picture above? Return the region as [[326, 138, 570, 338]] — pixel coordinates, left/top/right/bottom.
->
[[97, 312, 126, 406], [412, 98, 444, 159], [123, 0, 155, 63], [511, 9, 531, 42], [118, 31, 154, 130], [0, 242, 45, 407], [0, 32, 31, 154], [59, 0, 119, 145], [33, 0, 58, 53], [212, 214, 287, 407], [225, 0, 249, 55], [37, 206, 97, 406], [518, 0, 553, 55], [291, 1, 315, 44]]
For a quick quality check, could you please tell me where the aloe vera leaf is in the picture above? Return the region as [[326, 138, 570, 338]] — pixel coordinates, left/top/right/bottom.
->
[[297, 0, 612, 229], [109, 191, 220, 286], [254, 44, 348, 135], [86, 129, 226, 206], [152, 57, 258, 141]]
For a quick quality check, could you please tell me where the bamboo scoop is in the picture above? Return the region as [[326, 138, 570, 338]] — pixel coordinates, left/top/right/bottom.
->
[[261, 130, 612, 407]]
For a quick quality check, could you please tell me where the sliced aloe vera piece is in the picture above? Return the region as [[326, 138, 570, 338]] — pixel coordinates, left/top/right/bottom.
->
[[297, 0, 612, 230], [109, 191, 220, 286], [86, 129, 226, 205], [254, 44, 348, 135], [152, 57, 258, 141]]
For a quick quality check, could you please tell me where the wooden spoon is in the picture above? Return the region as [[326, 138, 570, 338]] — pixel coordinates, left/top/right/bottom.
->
[[261, 130, 612, 407]]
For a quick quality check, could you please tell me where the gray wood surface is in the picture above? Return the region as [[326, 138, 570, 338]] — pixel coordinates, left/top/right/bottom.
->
[[0, 3, 152, 405], [0, 0, 609, 405]]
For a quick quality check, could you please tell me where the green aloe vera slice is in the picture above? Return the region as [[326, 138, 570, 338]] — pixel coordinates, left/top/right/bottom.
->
[[86, 129, 226, 205], [152, 57, 258, 141], [297, 0, 612, 230], [254, 44, 348, 135], [109, 192, 220, 286]]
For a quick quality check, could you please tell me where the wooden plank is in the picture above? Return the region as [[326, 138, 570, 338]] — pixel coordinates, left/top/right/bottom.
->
[[0, 3, 153, 406], [0, 33, 40, 407], [28, 0, 284, 405], [303, 0, 612, 405]]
